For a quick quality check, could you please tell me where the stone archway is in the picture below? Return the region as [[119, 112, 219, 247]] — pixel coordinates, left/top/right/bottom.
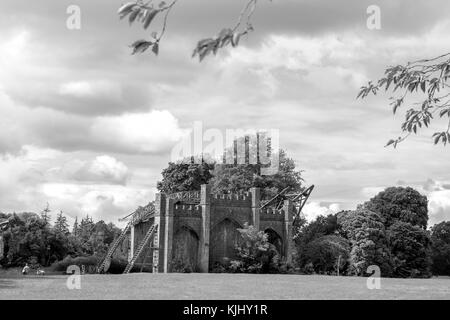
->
[[209, 219, 242, 269], [172, 226, 199, 272], [265, 228, 283, 256]]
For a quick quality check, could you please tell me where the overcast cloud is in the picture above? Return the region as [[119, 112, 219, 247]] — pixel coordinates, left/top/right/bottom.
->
[[0, 0, 449, 226]]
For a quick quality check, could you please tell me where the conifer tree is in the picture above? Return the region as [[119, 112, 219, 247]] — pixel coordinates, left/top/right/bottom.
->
[[54, 210, 69, 235], [40, 202, 51, 225]]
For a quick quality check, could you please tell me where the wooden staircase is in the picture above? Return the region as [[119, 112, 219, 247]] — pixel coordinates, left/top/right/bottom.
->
[[97, 221, 132, 273], [123, 224, 158, 274]]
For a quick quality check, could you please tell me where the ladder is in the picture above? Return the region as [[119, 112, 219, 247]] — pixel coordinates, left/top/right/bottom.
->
[[123, 224, 158, 274], [97, 221, 132, 273]]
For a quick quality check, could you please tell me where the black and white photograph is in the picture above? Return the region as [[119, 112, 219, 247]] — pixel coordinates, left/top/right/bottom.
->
[[0, 0, 449, 309]]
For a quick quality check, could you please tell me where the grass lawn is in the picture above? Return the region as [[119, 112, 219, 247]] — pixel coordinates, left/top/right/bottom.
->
[[0, 272, 449, 300]]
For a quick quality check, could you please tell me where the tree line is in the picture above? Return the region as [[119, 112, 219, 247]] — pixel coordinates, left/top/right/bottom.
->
[[1, 149, 449, 277], [295, 187, 450, 277], [0, 206, 122, 269]]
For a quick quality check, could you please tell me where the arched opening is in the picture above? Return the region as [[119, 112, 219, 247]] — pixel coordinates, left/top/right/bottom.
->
[[172, 226, 199, 272], [265, 228, 283, 257], [209, 219, 242, 269]]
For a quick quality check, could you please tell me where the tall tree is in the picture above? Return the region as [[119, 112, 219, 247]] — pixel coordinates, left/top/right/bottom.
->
[[338, 209, 393, 276], [54, 211, 69, 235], [40, 203, 51, 225], [387, 221, 431, 278], [210, 149, 303, 198], [364, 187, 428, 229], [363, 187, 431, 278], [72, 217, 79, 238]]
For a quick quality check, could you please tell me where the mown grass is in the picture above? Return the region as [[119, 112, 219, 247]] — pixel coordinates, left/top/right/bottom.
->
[[0, 272, 449, 300]]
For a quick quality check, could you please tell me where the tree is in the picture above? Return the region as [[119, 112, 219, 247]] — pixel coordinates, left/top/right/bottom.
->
[[89, 220, 123, 256], [0, 209, 124, 267], [228, 223, 280, 274], [430, 221, 450, 276], [358, 53, 450, 147], [117, 0, 264, 60], [387, 221, 431, 278], [295, 214, 340, 271], [338, 209, 393, 276], [210, 149, 303, 198], [156, 158, 215, 194], [54, 211, 69, 235], [40, 203, 51, 225], [299, 235, 350, 275], [78, 215, 96, 254], [364, 187, 428, 229], [72, 217, 79, 238]]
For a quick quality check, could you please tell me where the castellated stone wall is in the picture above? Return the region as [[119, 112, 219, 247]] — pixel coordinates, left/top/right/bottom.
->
[[130, 184, 295, 273]]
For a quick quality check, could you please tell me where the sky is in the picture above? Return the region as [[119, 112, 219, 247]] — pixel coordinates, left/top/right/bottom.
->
[[0, 0, 450, 227]]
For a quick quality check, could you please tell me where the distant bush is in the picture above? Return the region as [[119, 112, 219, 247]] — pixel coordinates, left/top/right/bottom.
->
[[51, 255, 99, 273]]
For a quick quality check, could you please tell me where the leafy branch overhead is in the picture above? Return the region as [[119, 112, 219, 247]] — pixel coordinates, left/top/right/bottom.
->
[[358, 53, 450, 147], [117, 0, 265, 60]]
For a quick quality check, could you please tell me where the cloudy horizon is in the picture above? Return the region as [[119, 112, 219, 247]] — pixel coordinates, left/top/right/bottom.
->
[[1, 0, 450, 227]]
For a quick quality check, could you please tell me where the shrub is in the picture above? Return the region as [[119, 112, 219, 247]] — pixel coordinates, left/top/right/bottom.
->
[[107, 258, 130, 274], [171, 258, 194, 273], [229, 223, 280, 274], [51, 255, 99, 273], [299, 235, 350, 275]]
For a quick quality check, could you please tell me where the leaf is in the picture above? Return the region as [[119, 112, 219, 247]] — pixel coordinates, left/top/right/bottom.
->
[[420, 81, 426, 93], [129, 8, 140, 25], [143, 9, 158, 29], [130, 40, 152, 54], [152, 42, 159, 55], [118, 2, 136, 15], [385, 139, 396, 147], [434, 133, 443, 145]]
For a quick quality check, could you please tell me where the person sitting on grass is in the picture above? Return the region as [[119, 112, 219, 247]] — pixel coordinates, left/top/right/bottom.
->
[[22, 263, 30, 275], [36, 268, 45, 275]]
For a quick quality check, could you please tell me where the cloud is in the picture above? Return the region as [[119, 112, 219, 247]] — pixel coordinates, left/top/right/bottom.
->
[[302, 201, 342, 222], [91, 110, 188, 154], [0, 89, 187, 155], [428, 190, 450, 226], [0, 145, 155, 223], [40, 183, 152, 223], [49, 155, 129, 185]]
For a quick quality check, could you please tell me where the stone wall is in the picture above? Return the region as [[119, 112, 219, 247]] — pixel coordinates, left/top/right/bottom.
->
[[130, 184, 295, 273]]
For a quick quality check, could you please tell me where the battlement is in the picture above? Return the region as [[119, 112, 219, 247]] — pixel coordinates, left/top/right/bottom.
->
[[211, 192, 252, 207], [212, 192, 251, 201], [173, 204, 201, 216], [260, 207, 285, 221]]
